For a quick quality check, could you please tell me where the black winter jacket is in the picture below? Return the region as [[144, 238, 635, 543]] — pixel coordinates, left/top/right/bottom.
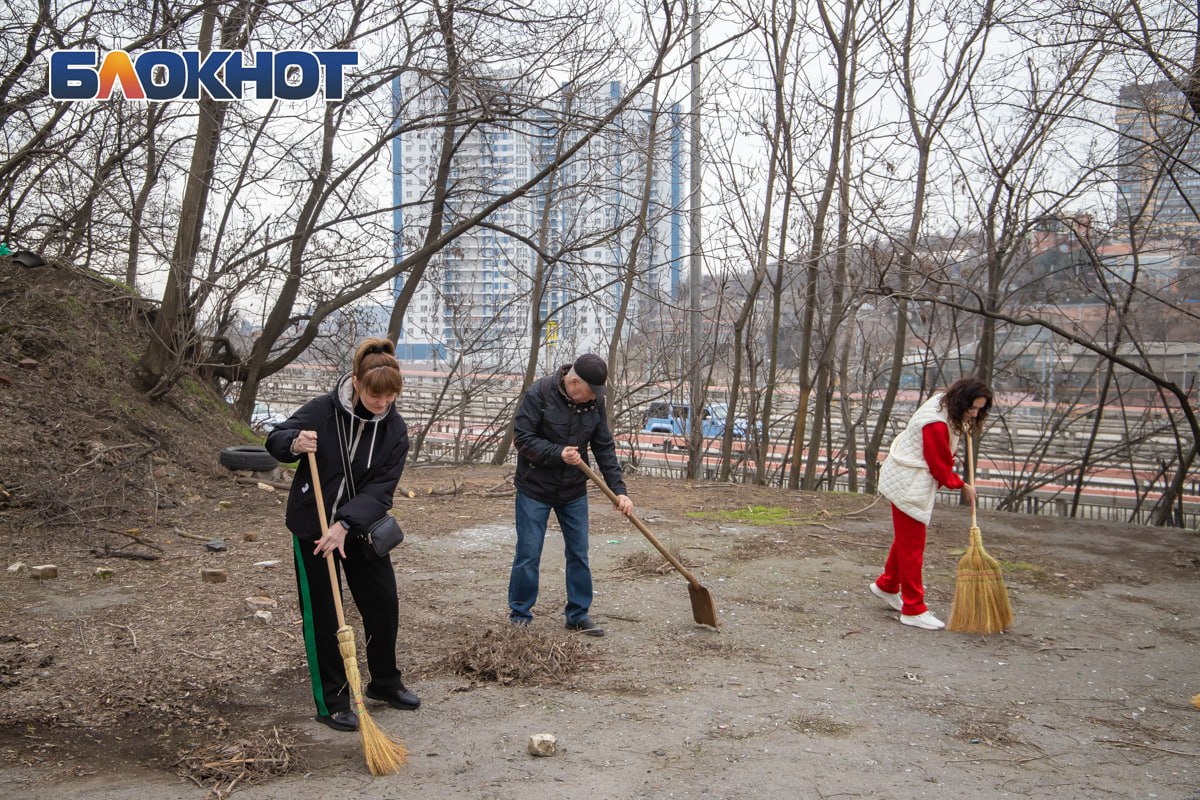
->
[[265, 374, 409, 541], [513, 365, 627, 505]]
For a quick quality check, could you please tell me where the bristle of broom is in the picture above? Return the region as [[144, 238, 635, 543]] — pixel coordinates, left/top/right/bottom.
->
[[947, 527, 1013, 634], [358, 709, 408, 775], [337, 626, 408, 775]]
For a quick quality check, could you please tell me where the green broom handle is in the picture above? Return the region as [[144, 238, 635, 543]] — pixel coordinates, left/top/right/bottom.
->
[[966, 433, 977, 529], [307, 451, 349, 628]]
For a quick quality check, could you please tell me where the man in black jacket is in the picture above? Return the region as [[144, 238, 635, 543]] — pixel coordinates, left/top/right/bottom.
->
[[508, 354, 633, 637]]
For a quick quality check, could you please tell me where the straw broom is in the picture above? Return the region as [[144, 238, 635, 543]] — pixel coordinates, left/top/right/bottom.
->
[[307, 452, 407, 775], [946, 435, 1013, 634]]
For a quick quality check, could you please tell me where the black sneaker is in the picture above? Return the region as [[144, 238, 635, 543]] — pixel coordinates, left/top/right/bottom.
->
[[565, 618, 606, 637]]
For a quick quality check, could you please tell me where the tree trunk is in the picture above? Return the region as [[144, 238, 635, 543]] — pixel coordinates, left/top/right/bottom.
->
[[788, 0, 851, 490], [133, 7, 227, 397], [718, 5, 796, 481], [133, 1, 259, 397], [492, 93, 568, 466], [126, 106, 163, 289], [803, 27, 858, 489]]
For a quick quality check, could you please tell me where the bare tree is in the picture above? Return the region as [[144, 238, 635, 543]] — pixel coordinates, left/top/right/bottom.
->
[[134, 0, 264, 397], [216, 0, 689, 424], [859, 0, 996, 491], [714, 0, 798, 482]]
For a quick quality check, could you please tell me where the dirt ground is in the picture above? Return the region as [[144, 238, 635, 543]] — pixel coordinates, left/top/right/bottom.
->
[[3, 242, 1198, 800], [1, 462, 1198, 800]]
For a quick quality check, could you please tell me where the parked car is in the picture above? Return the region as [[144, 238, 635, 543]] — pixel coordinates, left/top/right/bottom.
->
[[642, 401, 748, 439], [250, 402, 289, 432]]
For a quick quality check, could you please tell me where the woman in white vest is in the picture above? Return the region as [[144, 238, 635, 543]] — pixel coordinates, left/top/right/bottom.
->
[[870, 377, 993, 630]]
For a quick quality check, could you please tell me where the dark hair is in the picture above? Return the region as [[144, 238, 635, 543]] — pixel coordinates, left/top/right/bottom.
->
[[352, 337, 403, 396], [940, 377, 993, 434]]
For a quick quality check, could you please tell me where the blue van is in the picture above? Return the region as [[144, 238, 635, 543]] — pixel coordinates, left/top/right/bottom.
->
[[641, 401, 747, 439]]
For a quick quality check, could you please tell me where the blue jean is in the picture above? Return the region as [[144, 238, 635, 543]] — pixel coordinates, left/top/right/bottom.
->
[[508, 491, 592, 624]]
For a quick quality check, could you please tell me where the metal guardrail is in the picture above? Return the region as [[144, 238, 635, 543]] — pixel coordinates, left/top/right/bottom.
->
[[632, 465, 1197, 528], [413, 435, 1198, 528]]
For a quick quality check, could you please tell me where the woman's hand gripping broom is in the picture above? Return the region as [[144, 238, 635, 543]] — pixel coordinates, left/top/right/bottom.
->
[[946, 436, 1014, 634], [308, 452, 407, 774]]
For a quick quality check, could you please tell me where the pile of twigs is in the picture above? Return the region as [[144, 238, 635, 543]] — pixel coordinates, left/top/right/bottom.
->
[[618, 550, 675, 576], [444, 625, 592, 685], [177, 727, 305, 798]]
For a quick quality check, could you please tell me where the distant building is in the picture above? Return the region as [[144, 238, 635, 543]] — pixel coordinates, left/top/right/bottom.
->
[[391, 77, 686, 367], [1116, 81, 1200, 235]]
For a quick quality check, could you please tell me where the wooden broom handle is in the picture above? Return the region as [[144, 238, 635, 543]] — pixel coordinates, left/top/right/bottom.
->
[[576, 460, 705, 589], [966, 433, 977, 529], [307, 451, 348, 628]]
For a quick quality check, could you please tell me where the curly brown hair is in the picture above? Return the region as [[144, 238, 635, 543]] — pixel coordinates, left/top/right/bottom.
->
[[940, 377, 993, 434]]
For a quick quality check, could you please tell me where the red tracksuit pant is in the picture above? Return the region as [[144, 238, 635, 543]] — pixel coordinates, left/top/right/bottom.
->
[[876, 504, 928, 616]]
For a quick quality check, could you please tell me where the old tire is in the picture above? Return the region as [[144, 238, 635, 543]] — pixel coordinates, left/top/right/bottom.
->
[[219, 445, 278, 472]]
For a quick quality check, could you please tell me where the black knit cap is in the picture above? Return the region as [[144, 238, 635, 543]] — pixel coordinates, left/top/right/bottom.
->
[[573, 353, 608, 398]]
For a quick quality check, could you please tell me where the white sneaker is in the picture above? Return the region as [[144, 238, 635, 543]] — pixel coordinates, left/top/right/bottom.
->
[[900, 611, 945, 630], [869, 582, 903, 612]]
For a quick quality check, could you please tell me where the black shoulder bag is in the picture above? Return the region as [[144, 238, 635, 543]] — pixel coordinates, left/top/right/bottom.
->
[[364, 514, 404, 557]]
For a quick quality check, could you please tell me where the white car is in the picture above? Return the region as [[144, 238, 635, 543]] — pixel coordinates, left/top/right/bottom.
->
[[251, 402, 289, 432]]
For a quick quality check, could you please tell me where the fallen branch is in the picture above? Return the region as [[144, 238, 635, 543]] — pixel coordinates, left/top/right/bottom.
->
[[103, 622, 138, 652], [235, 476, 292, 491], [1097, 739, 1199, 757], [850, 495, 883, 515], [115, 444, 160, 468], [429, 479, 462, 496], [68, 443, 144, 475], [90, 546, 161, 561], [108, 527, 165, 551]]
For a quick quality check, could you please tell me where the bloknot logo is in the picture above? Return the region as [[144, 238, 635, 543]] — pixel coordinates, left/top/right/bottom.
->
[[48, 49, 359, 102]]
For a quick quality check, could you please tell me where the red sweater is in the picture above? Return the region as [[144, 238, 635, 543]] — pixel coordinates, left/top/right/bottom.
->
[[922, 422, 964, 490]]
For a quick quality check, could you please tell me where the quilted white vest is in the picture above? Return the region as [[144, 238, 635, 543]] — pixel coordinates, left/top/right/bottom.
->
[[878, 393, 959, 524]]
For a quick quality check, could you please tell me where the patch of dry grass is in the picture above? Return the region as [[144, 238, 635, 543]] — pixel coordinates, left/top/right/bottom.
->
[[787, 715, 855, 738]]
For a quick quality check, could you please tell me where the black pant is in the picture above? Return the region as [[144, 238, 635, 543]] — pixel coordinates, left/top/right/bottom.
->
[[291, 536, 402, 716]]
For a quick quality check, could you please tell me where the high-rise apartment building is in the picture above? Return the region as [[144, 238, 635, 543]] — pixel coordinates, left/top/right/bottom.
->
[[391, 77, 685, 366], [1115, 81, 1200, 234]]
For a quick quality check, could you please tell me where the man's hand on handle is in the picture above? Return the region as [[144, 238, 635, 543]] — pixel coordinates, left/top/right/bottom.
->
[[568, 450, 633, 516]]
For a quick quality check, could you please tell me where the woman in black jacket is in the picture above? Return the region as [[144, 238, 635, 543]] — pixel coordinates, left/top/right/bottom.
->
[[265, 337, 419, 732]]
